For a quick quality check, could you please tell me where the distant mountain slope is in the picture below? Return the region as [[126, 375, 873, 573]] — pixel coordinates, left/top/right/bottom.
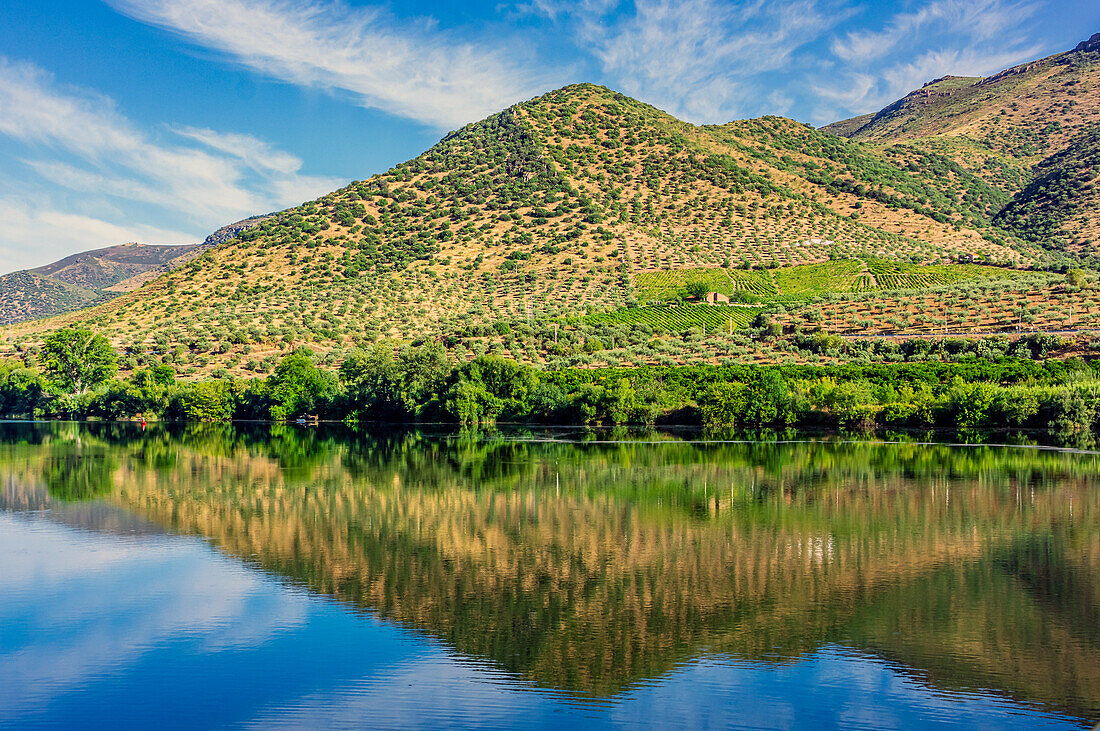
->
[[0, 271, 102, 325], [34, 243, 202, 291], [15, 34, 1100, 374], [0, 216, 271, 324], [994, 127, 1100, 249], [823, 35, 1100, 252]]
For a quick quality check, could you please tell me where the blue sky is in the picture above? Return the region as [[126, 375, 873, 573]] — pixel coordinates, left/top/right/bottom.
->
[[0, 0, 1095, 272]]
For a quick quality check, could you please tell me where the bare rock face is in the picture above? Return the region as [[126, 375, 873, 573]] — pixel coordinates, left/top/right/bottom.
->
[[199, 214, 273, 249], [1075, 33, 1100, 52]]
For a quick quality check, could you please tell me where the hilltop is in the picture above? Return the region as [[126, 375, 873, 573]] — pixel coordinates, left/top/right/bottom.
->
[[7, 36, 1099, 376]]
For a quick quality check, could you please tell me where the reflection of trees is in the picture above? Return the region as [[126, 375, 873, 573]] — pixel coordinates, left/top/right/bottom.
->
[[1, 423, 1098, 718], [998, 532, 1100, 645], [845, 549, 1100, 721], [98, 434, 1098, 716], [0, 425, 122, 502], [41, 449, 119, 502]]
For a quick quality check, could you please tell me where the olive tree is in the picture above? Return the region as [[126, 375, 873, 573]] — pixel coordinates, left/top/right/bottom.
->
[[41, 328, 117, 395]]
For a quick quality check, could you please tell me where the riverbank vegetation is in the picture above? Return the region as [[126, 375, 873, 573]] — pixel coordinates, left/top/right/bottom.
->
[[5, 327, 1100, 444]]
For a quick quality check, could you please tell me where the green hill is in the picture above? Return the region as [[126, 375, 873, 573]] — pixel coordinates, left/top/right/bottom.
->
[[0, 270, 104, 324], [0, 216, 273, 325]]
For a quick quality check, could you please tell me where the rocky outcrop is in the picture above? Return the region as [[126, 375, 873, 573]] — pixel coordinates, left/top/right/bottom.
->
[[199, 214, 273, 249], [1074, 33, 1100, 53], [977, 61, 1042, 86]]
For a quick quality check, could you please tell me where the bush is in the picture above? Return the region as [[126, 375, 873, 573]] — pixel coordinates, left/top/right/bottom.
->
[[170, 381, 235, 422], [267, 348, 337, 420]]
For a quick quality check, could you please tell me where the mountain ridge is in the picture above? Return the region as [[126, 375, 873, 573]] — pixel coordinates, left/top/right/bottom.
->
[[821, 34, 1100, 250]]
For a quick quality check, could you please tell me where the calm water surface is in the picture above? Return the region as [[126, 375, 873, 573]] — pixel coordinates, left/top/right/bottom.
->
[[2, 423, 1098, 729]]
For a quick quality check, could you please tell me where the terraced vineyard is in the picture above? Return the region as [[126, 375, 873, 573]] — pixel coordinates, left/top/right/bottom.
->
[[634, 269, 736, 302], [727, 268, 778, 296], [586, 304, 757, 331], [777, 271, 1096, 336], [771, 260, 867, 296], [866, 259, 1018, 290], [639, 260, 1030, 304]]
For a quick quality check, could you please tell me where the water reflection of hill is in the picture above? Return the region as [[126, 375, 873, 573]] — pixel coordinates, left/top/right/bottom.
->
[[1, 424, 1097, 718]]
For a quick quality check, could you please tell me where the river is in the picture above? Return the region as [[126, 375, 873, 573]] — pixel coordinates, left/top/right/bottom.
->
[[2, 423, 1097, 729]]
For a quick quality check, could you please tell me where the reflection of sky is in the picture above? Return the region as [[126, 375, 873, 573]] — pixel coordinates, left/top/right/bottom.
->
[[0, 513, 1089, 730]]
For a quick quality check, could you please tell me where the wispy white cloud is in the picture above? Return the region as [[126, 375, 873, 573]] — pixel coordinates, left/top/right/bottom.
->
[[0, 57, 340, 271], [519, 0, 1056, 127], [172, 126, 304, 176], [812, 45, 1044, 115], [529, 0, 854, 123], [106, 0, 565, 129], [831, 0, 1040, 62], [814, 0, 1045, 122]]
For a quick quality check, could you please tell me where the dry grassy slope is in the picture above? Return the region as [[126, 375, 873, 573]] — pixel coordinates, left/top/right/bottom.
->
[[11, 84, 1045, 373], [695, 116, 1020, 257], [824, 39, 1100, 248]]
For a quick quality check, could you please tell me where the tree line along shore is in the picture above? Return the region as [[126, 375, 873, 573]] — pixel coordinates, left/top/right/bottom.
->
[[3, 327, 1100, 445]]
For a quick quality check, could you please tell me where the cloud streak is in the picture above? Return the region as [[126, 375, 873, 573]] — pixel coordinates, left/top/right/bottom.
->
[[0, 57, 340, 271], [831, 0, 1041, 62], [107, 0, 565, 129], [813, 0, 1045, 122], [531, 0, 854, 123]]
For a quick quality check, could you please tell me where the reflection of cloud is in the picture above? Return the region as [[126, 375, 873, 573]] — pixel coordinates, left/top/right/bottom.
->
[[0, 515, 307, 721], [246, 644, 1073, 729], [245, 654, 554, 729]]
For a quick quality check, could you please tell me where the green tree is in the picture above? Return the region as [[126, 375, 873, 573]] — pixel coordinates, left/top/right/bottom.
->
[[699, 383, 749, 427], [339, 346, 402, 416], [41, 328, 117, 395], [442, 356, 538, 423], [396, 342, 449, 415], [1050, 389, 1097, 445], [949, 378, 998, 429], [170, 381, 236, 422], [267, 347, 337, 421], [684, 281, 710, 300], [1065, 269, 1088, 288]]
